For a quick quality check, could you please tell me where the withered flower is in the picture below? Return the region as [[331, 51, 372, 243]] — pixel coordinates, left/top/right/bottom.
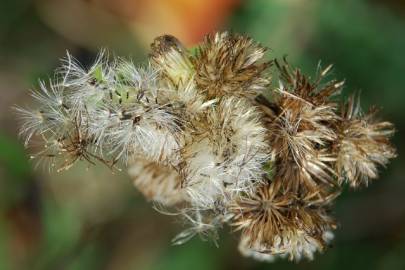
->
[[230, 178, 336, 261], [256, 60, 342, 194], [193, 32, 271, 99], [335, 95, 396, 188], [263, 60, 341, 167]]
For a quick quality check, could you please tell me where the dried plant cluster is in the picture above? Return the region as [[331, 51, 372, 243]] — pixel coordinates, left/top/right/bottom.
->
[[17, 32, 396, 262]]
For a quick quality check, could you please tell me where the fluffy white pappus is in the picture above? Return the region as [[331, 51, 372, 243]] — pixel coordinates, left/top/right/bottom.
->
[[84, 105, 132, 161], [31, 137, 64, 171], [219, 98, 269, 187], [59, 51, 116, 115], [15, 107, 48, 146], [159, 78, 217, 117], [106, 105, 181, 164], [128, 157, 185, 206], [171, 208, 229, 246], [15, 81, 69, 146], [31, 80, 65, 108], [182, 97, 270, 208], [59, 50, 113, 87], [115, 60, 161, 98], [182, 139, 230, 208], [156, 47, 194, 86]]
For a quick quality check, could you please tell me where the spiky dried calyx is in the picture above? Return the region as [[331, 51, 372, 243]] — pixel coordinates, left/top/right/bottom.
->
[[16, 31, 396, 263]]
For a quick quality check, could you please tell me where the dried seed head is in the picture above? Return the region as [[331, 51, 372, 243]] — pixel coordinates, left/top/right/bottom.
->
[[335, 95, 396, 188], [268, 100, 338, 166], [230, 180, 293, 242], [263, 96, 339, 191], [193, 32, 271, 99], [230, 179, 336, 261], [255, 61, 343, 194], [265, 61, 341, 166]]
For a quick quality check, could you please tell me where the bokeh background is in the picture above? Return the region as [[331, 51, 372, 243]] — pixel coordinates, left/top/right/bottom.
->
[[1, 0, 404, 269]]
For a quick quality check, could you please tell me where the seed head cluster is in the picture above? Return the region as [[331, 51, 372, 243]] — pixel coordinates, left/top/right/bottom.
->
[[16, 32, 396, 262]]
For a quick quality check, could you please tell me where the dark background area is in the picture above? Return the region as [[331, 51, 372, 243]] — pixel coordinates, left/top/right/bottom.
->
[[0, 0, 404, 269]]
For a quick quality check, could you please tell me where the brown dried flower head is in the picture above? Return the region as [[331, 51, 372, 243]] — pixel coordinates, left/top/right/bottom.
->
[[193, 32, 271, 99], [335, 95, 397, 188], [230, 178, 336, 261]]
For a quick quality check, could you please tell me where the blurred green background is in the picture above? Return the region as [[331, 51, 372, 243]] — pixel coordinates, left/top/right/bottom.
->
[[0, 0, 404, 269]]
